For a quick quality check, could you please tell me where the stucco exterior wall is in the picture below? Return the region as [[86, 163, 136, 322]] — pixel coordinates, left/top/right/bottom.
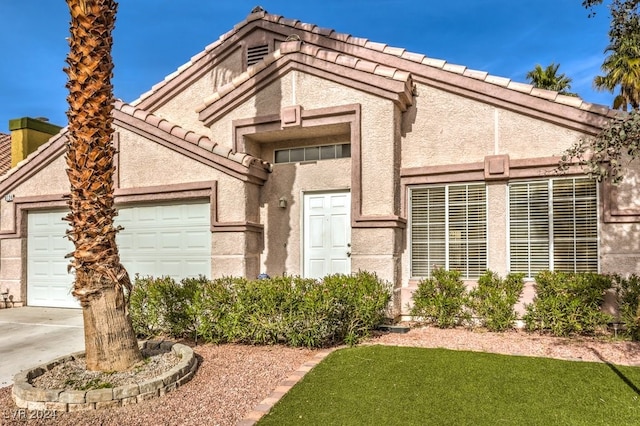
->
[[259, 155, 351, 276], [152, 50, 244, 137], [398, 84, 639, 316], [401, 84, 584, 168], [207, 70, 402, 282]]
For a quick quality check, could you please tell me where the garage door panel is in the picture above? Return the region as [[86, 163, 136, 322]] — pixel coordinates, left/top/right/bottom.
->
[[29, 202, 211, 308], [160, 232, 182, 249], [185, 231, 210, 249], [135, 232, 158, 249]]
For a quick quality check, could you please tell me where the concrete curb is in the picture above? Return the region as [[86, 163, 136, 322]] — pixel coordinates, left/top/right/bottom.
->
[[11, 340, 197, 412]]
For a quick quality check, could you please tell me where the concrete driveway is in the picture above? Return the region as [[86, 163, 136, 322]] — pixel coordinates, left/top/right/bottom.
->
[[0, 307, 84, 388]]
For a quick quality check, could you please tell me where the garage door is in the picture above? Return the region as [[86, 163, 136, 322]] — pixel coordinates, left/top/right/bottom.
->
[[27, 202, 211, 308]]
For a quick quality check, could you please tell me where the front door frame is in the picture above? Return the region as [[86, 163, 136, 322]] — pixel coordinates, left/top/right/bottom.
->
[[302, 190, 352, 279]]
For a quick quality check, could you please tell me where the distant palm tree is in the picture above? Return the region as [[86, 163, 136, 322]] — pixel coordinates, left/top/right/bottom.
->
[[594, 33, 640, 111], [526, 63, 576, 95], [65, 0, 142, 371]]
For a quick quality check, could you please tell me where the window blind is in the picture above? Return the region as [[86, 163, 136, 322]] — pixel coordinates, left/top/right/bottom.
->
[[411, 184, 486, 278], [509, 178, 597, 277]]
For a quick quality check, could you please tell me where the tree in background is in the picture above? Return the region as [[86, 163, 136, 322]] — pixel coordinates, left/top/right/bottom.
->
[[65, 0, 142, 371], [558, 1, 640, 336], [525, 63, 576, 95], [584, 0, 640, 110]]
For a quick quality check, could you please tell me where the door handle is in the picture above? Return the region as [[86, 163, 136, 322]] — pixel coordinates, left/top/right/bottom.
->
[[347, 251, 351, 257]]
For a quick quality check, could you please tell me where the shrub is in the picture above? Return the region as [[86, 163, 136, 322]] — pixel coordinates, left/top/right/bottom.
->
[[612, 274, 640, 340], [129, 275, 203, 339], [129, 271, 391, 348], [410, 268, 470, 328], [523, 271, 613, 336], [469, 271, 524, 332]]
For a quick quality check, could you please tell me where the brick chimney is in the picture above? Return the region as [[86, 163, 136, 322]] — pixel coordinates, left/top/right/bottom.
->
[[8, 117, 62, 167]]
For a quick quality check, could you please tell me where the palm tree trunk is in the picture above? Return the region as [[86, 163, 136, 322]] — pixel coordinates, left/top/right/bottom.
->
[[65, 0, 142, 371]]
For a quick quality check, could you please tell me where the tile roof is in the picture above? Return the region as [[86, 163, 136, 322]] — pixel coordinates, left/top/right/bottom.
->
[[0, 133, 11, 175], [195, 40, 413, 113], [132, 8, 616, 119], [112, 101, 271, 172], [0, 102, 271, 187]]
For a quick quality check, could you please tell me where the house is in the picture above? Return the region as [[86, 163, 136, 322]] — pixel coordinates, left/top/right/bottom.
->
[[0, 133, 10, 176], [0, 7, 637, 315]]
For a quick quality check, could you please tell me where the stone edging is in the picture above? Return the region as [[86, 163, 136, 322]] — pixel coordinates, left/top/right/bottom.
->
[[238, 348, 336, 425], [11, 340, 197, 412]]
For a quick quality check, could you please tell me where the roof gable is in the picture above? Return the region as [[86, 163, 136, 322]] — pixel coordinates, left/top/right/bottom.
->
[[131, 7, 615, 135], [196, 40, 415, 126], [0, 102, 271, 194]]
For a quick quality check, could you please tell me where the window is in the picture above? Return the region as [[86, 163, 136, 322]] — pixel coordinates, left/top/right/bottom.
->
[[274, 143, 351, 164], [410, 184, 487, 278], [509, 178, 598, 277]]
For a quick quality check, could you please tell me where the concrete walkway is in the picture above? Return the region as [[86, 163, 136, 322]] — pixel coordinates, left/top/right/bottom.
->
[[0, 307, 84, 388]]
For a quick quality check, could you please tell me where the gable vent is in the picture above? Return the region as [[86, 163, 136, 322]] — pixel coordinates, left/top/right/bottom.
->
[[247, 44, 270, 66]]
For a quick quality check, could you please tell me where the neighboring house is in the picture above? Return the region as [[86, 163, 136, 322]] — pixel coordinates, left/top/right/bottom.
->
[[0, 7, 637, 314], [0, 133, 10, 176]]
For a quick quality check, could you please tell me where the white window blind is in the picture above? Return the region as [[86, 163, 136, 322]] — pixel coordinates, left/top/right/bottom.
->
[[509, 178, 597, 277], [411, 184, 487, 278]]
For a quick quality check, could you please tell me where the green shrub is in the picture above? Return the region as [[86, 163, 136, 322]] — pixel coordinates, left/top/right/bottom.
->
[[469, 271, 524, 332], [130, 271, 391, 348], [612, 274, 640, 340], [523, 271, 613, 336], [129, 275, 203, 339], [410, 268, 470, 328]]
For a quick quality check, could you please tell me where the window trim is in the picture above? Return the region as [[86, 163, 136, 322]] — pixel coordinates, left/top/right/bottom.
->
[[274, 143, 351, 164]]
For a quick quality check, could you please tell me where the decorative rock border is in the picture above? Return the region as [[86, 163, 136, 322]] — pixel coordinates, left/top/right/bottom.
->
[[11, 340, 197, 412], [238, 348, 335, 425]]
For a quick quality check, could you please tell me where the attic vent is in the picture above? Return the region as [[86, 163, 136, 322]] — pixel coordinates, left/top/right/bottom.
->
[[247, 44, 269, 66]]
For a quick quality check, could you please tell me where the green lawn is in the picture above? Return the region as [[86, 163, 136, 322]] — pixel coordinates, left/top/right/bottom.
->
[[258, 345, 640, 425]]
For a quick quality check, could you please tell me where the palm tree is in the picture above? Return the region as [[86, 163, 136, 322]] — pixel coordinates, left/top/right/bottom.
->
[[525, 63, 576, 95], [594, 32, 640, 110], [65, 0, 142, 371]]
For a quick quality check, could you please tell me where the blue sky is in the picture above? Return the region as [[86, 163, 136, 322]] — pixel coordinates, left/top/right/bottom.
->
[[0, 0, 614, 133]]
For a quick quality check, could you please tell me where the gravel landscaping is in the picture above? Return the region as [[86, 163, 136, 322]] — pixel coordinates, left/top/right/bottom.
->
[[1, 327, 639, 425]]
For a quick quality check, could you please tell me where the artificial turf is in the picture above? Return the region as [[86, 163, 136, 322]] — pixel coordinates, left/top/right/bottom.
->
[[258, 345, 640, 425]]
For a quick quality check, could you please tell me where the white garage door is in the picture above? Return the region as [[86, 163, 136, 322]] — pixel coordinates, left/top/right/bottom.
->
[[27, 202, 211, 308], [27, 211, 78, 308]]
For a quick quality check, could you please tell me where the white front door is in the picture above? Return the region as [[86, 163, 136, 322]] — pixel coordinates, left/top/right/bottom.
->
[[303, 191, 351, 279]]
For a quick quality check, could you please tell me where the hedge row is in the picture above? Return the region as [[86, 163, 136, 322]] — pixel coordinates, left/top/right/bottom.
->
[[129, 271, 391, 348], [410, 268, 640, 339]]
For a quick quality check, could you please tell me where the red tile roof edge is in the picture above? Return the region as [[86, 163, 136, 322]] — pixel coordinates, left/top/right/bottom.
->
[[131, 8, 614, 118]]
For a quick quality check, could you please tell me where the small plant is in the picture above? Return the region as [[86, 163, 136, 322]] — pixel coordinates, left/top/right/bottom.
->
[[523, 271, 613, 336], [469, 271, 524, 332], [410, 268, 470, 328], [612, 274, 640, 340], [65, 377, 113, 391]]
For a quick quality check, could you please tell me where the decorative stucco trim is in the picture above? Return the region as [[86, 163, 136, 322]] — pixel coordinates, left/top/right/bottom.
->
[[0, 195, 68, 239], [352, 216, 407, 229], [400, 156, 601, 218], [484, 154, 510, 180], [602, 179, 640, 223], [0, 181, 264, 240], [113, 102, 271, 184], [0, 103, 272, 198], [232, 103, 402, 229], [197, 48, 414, 126], [136, 10, 615, 137], [0, 133, 67, 195]]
